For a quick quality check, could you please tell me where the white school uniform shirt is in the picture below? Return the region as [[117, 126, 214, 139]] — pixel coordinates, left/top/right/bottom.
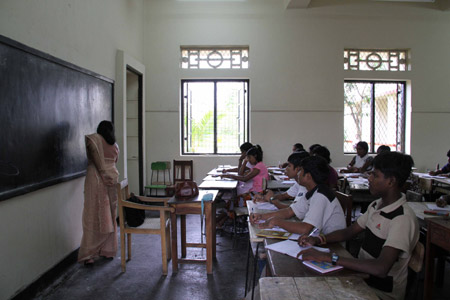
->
[[286, 182, 307, 203], [290, 184, 346, 235], [354, 154, 370, 169]]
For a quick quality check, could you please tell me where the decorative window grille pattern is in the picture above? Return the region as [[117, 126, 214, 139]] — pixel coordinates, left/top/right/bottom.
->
[[343, 81, 405, 153], [344, 49, 407, 71], [181, 46, 249, 69], [181, 79, 249, 155]]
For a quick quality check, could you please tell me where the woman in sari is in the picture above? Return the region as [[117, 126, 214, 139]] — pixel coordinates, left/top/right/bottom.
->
[[78, 121, 119, 265]]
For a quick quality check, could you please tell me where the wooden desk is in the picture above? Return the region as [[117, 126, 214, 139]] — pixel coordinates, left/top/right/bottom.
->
[[168, 190, 219, 274], [198, 180, 238, 190], [407, 201, 440, 227], [265, 238, 366, 278], [424, 218, 450, 300], [267, 179, 294, 191], [259, 277, 379, 300]]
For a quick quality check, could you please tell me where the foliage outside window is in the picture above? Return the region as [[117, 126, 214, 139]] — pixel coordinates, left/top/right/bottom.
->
[[344, 81, 405, 153], [181, 80, 249, 155]]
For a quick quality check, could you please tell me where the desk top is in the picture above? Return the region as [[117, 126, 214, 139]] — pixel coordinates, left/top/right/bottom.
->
[[267, 179, 294, 190], [168, 190, 219, 205], [259, 276, 378, 300], [406, 202, 442, 221], [265, 238, 366, 278], [198, 180, 238, 189], [247, 200, 279, 243]]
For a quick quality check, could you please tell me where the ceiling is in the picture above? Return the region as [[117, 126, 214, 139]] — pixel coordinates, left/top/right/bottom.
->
[[284, 0, 449, 10]]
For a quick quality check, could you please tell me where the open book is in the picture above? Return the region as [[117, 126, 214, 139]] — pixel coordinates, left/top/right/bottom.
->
[[302, 260, 343, 274]]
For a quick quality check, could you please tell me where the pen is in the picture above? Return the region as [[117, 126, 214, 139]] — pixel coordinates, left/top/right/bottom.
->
[[307, 227, 319, 237]]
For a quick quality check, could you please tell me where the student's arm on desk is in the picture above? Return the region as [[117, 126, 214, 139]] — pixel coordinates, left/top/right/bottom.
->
[[299, 245, 400, 278], [250, 207, 294, 224], [222, 166, 259, 182], [253, 190, 293, 209], [260, 218, 314, 235], [298, 222, 401, 278], [299, 222, 363, 247]]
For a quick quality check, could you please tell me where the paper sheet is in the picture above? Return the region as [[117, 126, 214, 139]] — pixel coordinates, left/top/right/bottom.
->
[[426, 203, 450, 212], [265, 240, 330, 260]]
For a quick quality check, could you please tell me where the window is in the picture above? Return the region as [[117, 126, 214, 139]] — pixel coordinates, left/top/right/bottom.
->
[[343, 81, 405, 153], [181, 46, 249, 69], [181, 79, 249, 155], [344, 49, 408, 71]]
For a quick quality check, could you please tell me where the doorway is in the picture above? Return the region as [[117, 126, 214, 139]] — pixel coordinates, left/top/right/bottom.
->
[[126, 68, 144, 195]]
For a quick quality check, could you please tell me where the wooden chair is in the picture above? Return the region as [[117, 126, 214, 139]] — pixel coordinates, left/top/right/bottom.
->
[[334, 191, 353, 251], [117, 179, 174, 275], [166, 160, 194, 196], [407, 241, 425, 299], [334, 191, 353, 228], [406, 190, 423, 202], [418, 177, 433, 201], [145, 161, 171, 196], [173, 160, 193, 184]]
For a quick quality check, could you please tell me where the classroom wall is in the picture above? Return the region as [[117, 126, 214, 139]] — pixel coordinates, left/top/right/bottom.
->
[[0, 0, 144, 299], [143, 0, 450, 183]]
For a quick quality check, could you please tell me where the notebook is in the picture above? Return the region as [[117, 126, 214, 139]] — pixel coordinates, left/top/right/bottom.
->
[[256, 230, 292, 239], [302, 260, 343, 274]]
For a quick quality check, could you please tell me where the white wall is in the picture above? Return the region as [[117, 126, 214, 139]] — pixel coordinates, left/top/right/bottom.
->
[[143, 0, 450, 183], [0, 0, 144, 299], [0, 0, 449, 298]]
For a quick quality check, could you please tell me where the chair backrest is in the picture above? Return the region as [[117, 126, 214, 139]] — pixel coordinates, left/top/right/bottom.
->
[[173, 160, 193, 184], [409, 241, 424, 273], [334, 191, 353, 227], [262, 177, 267, 192], [406, 190, 423, 202], [418, 177, 433, 193], [150, 161, 171, 185], [118, 178, 130, 202]]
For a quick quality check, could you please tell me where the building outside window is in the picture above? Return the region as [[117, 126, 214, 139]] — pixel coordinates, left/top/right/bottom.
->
[[343, 81, 406, 153], [181, 79, 249, 155]]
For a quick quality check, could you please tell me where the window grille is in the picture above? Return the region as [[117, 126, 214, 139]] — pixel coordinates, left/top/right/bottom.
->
[[181, 46, 249, 69], [343, 81, 406, 153], [344, 49, 408, 71], [181, 79, 249, 155]]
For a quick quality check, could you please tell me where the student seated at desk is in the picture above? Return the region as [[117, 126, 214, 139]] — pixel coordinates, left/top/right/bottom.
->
[[222, 142, 253, 175], [299, 152, 419, 300], [311, 145, 338, 190], [250, 156, 346, 235], [340, 141, 373, 173], [429, 148, 450, 177], [254, 151, 309, 209], [221, 145, 269, 197], [308, 143, 321, 155], [279, 142, 305, 168]]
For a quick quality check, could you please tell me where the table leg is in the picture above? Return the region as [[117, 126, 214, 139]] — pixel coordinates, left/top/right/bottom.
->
[[206, 202, 213, 274], [244, 240, 251, 297], [251, 242, 260, 300], [170, 212, 178, 273], [212, 202, 216, 258], [181, 215, 187, 258], [424, 228, 435, 300]]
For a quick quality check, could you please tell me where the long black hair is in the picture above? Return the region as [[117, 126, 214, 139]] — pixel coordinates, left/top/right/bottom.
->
[[246, 145, 263, 162], [97, 120, 116, 145]]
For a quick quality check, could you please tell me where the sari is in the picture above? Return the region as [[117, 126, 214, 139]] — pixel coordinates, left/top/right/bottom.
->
[[78, 133, 119, 262]]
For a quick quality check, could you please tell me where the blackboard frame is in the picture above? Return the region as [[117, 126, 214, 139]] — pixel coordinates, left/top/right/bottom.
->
[[0, 35, 114, 201]]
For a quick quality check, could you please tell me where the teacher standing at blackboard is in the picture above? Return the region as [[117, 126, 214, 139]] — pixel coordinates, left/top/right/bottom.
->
[[78, 121, 120, 265]]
